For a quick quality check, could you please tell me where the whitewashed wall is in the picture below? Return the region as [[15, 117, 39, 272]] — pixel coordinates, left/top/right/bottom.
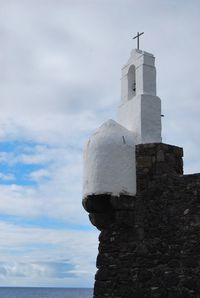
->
[[83, 119, 136, 198]]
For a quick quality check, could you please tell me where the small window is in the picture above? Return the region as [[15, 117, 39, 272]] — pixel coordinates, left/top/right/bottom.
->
[[128, 65, 136, 100]]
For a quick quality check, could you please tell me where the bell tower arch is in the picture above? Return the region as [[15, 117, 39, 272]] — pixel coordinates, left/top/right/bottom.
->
[[118, 49, 162, 144], [128, 64, 136, 100]]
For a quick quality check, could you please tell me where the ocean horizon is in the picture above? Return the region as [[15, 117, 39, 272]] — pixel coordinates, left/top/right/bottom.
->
[[0, 287, 93, 298]]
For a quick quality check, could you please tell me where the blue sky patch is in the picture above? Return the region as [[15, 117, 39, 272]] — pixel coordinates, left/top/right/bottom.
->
[[0, 140, 51, 186], [0, 214, 94, 231]]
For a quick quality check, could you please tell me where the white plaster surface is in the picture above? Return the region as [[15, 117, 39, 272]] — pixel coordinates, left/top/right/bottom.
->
[[118, 49, 162, 144], [140, 95, 162, 143], [118, 94, 162, 144], [83, 119, 136, 198]]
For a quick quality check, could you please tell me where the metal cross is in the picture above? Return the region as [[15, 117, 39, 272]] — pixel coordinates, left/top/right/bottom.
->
[[133, 32, 144, 50]]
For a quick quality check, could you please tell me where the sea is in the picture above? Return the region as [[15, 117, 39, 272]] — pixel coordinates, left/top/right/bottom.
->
[[0, 287, 93, 298]]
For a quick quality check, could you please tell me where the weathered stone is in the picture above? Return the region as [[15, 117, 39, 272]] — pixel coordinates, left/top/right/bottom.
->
[[156, 149, 165, 162], [82, 194, 113, 213], [83, 143, 200, 298], [89, 212, 114, 230]]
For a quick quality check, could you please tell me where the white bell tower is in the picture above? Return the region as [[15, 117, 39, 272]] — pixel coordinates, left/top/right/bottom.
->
[[118, 48, 162, 144]]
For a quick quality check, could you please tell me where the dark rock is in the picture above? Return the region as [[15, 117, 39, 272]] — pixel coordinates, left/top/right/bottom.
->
[[182, 277, 199, 291], [89, 212, 114, 230], [82, 194, 113, 213], [137, 269, 152, 282], [83, 143, 200, 298]]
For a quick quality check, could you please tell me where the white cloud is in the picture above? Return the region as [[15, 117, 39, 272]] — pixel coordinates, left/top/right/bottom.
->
[[0, 172, 15, 181], [0, 221, 98, 287], [0, 0, 199, 287], [0, 143, 88, 224], [0, 184, 42, 217], [28, 169, 50, 182]]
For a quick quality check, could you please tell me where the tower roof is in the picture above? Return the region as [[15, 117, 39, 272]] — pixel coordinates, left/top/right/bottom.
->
[[88, 119, 135, 147]]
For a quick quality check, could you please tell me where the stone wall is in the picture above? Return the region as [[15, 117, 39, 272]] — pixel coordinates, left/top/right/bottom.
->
[[83, 143, 200, 298]]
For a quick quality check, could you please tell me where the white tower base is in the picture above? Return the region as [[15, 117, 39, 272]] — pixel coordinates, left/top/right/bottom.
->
[[118, 94, 161, 144]]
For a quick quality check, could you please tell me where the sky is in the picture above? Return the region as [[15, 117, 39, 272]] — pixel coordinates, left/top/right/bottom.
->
[[0, 0, 200, 288]]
